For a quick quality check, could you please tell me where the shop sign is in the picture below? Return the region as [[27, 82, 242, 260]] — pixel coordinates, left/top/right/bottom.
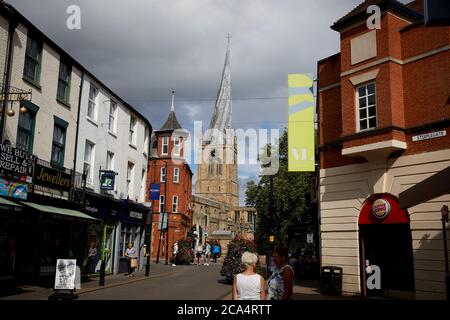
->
[[54, 259, 77, 290], [34, 164, 71, 192], [0, 178, 28, 200], [149, 184, 160, 200], [0, 144, 34, 178], [130, 211, 143, 220], [100, 170, 116, 190], [412, 130, 446, 142], [372, 198, 391, 220]]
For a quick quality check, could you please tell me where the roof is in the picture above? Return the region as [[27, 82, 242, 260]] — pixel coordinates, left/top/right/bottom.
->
[[331, 0, 423, 31], [159, 111, 182, 131], [0, 2, 152, 133]]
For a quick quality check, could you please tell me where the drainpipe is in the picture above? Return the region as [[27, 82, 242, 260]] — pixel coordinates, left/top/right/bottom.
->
[[71, 73, 84, 202], [1, 9, 18, 143]]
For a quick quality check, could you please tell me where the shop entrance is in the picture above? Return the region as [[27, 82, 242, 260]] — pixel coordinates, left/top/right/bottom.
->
[[358, 194, 415, 299]]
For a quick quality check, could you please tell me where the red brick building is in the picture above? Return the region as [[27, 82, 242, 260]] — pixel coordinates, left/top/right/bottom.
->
[[146, 94, 193, 261], [318, 0, 449, 299]]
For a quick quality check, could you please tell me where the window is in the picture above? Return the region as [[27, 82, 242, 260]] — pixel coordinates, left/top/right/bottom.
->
[[173, 137, 180, 156], [144, 127, 149, 154], [160, 166, 166, 182], [84, 141, 95, 186], [235, 211, 240, 223], [247, 212, 254, 224], [106, 151, 114, 171], [88, 85, 98, 120], [16, 110, 36, 153], [217, 159, 222, 175], [57, 61, 71, 103], [108, 101, 117, 132], [129, 116, 136, 145], [127, 162, 134, 198], [140, 168, 146, 202], [159, 195, 165, 213], [208, 163, 214, 175], [51, 124, 66, 167], [172, 196, 178, 213], [162, 136, 169, 155], [173, 168, 180, 183], [356, 82, 377, 132], [23, 36, 42, 84]]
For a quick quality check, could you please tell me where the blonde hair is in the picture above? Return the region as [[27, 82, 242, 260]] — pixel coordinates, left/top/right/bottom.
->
[[241, 251, 258, 267]]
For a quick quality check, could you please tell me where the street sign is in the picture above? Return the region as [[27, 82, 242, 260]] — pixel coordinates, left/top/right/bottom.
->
[[158, 212, 168, 231], [149, 184, 160, 200]]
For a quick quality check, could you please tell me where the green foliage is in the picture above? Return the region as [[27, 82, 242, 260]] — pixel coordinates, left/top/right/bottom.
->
[[175, 239, 194, 265], [220, 236, 258, 283], [245, 129, 316, 251]]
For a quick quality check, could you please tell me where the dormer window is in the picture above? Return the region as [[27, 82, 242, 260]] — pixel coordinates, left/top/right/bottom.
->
[[356, 82, 377, 132]]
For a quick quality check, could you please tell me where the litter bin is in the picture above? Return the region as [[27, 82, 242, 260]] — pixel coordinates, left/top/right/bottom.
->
[[320, 266, 342, 295]]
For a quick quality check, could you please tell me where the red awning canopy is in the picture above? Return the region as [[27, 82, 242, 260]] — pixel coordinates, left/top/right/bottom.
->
[[359, 193, 410, 225]]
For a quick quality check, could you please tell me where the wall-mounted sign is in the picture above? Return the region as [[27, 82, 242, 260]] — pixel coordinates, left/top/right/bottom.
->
[[54, 259, 77, 290], [372, 198, 391, 220], [100, 170, 116, 190], [158, 212, 168, 231], [130, 211, 143, 220], [149, 184, 160, 200], [412, 130, 446, 142], [34, 164, 71, 192], [0, 144, 33, 178], [0, 178, 28, 200]]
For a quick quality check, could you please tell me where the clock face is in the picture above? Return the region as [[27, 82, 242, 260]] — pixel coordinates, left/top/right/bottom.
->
[[210, 149, 216, 158]]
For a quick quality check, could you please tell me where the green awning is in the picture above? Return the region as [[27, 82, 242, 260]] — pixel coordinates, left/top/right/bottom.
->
[[0, 197, 22, 207], [20, 201, 98, 221]]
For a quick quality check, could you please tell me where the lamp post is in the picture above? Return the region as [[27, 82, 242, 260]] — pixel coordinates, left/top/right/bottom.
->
[[441, 205, 449, 301]]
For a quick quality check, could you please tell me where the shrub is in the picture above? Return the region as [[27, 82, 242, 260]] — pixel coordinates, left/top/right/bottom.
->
[[176, 239, 194, 265], [220, 236, 258, 283]]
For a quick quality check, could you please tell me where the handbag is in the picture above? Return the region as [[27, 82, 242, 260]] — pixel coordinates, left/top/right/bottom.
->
[[130, 258, 138, 268]]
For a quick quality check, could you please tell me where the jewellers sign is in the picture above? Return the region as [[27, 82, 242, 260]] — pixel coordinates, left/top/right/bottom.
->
[[0, 144, 33, 178], [412, 130, 446, 142], [34, 164, 72, 192]]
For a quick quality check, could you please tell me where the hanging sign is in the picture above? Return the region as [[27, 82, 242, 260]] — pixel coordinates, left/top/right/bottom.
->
[[149, 184, 160, 200], [100, 170, 116, 190]]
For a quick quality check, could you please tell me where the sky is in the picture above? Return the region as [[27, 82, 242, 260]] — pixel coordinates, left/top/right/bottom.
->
[[7, 0, 411, 204]]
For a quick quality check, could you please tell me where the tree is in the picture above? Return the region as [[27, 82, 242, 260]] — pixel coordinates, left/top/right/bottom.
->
[[245, 129, 316, 251], [220, 236, 258, 283]]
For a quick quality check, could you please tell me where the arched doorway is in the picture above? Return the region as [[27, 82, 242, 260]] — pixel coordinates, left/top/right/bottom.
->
[[359, 193, 415, 299]]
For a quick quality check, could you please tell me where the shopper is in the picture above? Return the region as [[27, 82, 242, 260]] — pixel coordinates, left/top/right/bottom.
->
[[125, 243, 138, 277], [196, 243, 203, 266], [172, 241, 179, 266], [212, 243, 220, 263], [266, 246, 294, 300], [203, 241, 211, 266], [232, 251, 265, 300]]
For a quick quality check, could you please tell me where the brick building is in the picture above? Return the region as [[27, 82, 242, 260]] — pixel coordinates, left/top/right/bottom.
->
[[147, 93, 193, 261], [318, 0, 449, 299]]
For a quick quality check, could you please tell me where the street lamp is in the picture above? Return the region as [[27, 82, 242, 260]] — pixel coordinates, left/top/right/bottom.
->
[[441, 205, 449, 301]]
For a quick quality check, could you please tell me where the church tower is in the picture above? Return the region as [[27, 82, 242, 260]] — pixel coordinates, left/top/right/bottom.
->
[[195, 40, 239, 208]]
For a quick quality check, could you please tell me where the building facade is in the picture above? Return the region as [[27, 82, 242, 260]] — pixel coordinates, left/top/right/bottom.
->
[[318, 0, 450, 299]]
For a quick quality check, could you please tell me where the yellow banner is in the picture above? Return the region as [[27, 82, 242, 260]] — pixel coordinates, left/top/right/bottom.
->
[[288, 74, 315, 172]]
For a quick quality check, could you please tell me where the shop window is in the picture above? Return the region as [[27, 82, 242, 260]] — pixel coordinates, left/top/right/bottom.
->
[[356, 82, 377, 132]]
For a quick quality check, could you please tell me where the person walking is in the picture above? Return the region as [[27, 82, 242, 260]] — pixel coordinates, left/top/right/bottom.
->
[[266, 246, 294, 300], [212, 243, 220, 263], [172, 241, 179, 266], [87, 242, 98, 274], [125, 243, 138, 277], [196, 243, 203, 266], [232, 251, 265, 300], [203, 241, 211, 266]]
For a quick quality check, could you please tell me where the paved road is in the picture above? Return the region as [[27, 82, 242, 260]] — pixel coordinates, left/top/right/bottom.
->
[[79, 263, 231, 300]]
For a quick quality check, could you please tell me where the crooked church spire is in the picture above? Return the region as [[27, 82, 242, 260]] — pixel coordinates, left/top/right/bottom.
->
[[204, 38, 232, 144]]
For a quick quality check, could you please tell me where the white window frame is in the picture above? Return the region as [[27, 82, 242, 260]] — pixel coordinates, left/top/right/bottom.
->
[[356, 82, 377, 132], [108, 101, 117, 133], [160, 166, 166, 182], [88, 85, 98, 121], [173, 136, 180, 156], [159, 195, 165, 213], [106, 151, 114, 171], [140, 168, 146, 202], [172, 195, 178, 213], [127, 162, 135, 199], [173, 167, 180, 183], [84, 140, 95, 186], [144, 127, 149, 155], [161, 136, 169, 155], [129, 116, 137, 145]]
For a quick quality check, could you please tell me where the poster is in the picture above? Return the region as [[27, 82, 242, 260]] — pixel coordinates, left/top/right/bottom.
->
[[54, 259, 77, 290], [0, 178, 28, 200]]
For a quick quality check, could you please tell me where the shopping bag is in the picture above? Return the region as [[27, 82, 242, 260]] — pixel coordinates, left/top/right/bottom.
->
[[130, 258, 138, 268]]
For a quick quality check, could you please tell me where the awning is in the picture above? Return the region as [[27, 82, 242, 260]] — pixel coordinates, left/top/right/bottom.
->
[[399, 166, 450, 209], [0, 197, 23, 211], [20, 201, 98, 221]]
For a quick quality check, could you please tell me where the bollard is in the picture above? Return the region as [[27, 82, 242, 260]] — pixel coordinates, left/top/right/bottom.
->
[[99, 259, 105, 286]]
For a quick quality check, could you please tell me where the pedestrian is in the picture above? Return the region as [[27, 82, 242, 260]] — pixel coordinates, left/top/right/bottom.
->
[[212, 243, 220, 263], [196, 243, 203, 266], [203, 241, 211, 266], [232, 251, 265, 300], [125, 242, 137, 277], [87, 242, 97, 274], [172, 241, 178, 266], [266, 246, 294, 300]]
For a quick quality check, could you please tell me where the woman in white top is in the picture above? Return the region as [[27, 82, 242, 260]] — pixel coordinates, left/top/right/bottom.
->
[[232, 251, 266, 300]]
